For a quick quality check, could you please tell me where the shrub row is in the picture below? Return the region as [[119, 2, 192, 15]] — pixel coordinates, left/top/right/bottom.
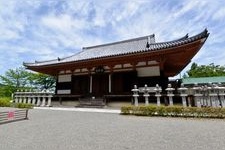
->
[[0, 97, 11, 107], [0, 97, 33, 109], [14, 103, 33, 109], [121, 105, 225, 119]]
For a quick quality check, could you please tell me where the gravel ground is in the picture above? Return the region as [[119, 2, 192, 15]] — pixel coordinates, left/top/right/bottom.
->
[[0, 107, 20, 112], [0, 109, 225, 150]]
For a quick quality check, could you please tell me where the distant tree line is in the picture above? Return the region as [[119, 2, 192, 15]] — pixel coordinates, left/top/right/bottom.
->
[[184, 63, 225, 78], [0, 67, 55, 97]]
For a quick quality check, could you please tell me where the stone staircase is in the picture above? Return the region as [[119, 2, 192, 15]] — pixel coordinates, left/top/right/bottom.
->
[[77, 97, 105, 108]]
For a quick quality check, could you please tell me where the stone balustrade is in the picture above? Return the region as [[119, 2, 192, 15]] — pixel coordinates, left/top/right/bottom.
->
[[13, 90, 54, 107], [131, 83, 225, 108]]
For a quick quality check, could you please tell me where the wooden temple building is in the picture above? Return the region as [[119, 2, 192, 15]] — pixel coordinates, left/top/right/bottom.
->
[[24, 29, 209, 107]]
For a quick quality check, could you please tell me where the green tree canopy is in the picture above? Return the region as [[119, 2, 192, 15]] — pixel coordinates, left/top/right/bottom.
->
[[0, 67, 56, 97], [28, 73, 56, 90], [0, 67, 31, 96], [185, 63, 225, 78]]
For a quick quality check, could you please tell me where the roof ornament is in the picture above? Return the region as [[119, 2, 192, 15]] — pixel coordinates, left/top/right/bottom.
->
[[146, 42, 150, 49], [149, 34, 155, 43]]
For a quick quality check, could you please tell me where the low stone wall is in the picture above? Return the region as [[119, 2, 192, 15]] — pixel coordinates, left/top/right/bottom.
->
[[13, 90, 54, 107]]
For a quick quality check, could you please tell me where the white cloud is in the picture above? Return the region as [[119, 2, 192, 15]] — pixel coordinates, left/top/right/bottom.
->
[[0, 0, 224, 76], [213, 7, 225, 21], [41, 14, 89, 32]]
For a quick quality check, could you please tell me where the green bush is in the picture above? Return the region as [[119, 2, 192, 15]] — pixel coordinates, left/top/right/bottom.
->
[[121, 105, 133, 115], [0, 97, 11, 107], [14, 103, 33, 109], [121, 105, 225, 119], [0, 97, 33, 109]]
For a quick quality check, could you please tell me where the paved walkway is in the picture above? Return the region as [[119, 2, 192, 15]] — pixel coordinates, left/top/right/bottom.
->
[[34, 107, 121, 114], [1, 108, 225, 150], [0, 107, 20, 112]]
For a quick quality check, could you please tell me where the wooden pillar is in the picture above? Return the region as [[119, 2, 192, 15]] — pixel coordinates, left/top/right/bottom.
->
[[89, 75, 92, 93], [109, 74, 111, 93], [131, 62, 137, 71], [108, 65, 114, 94]]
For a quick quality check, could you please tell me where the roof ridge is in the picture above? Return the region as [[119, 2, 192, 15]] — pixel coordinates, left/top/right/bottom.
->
[[83, 34, 155, 50], [149, 29, 208, 46], [23, 58, 58, 65]]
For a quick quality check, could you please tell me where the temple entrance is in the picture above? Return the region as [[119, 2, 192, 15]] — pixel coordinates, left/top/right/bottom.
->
[[92, 74, 109, 97], [112, 71, 137, 94], [72, 75, 89, 95]]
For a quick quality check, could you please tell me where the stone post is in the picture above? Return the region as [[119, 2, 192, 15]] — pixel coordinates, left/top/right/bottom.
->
[[46, 92, 53, 107], [14, 91, 19, 103], [206, 85, 214, 107], [218, 86, 225, 108], [14, 95, 19, 103], [36, 94, 41, 106], [41, 96, 46, 107], [193, 84, 202, 108], [187, 97, 192, 107], [166, 84, 174, 106], [19, 90, 23, 103], [202, 85, 208, 107], [154, 84, 162, 106], [143, 84, 150, 105], [31, 93, 36, 105], [131, 85, 139, 106], [215, 85, 221, 107], [22, 90, 27, 103], [178, 84, 188, 107], [27, 92, 31, 104]]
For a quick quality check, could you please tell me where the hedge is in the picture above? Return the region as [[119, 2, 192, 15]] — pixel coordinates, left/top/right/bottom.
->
[[14, 103, 33, 109], [0, 97, 11, 107], [121, 105, 225, 119], [0, 97, 33, 109]]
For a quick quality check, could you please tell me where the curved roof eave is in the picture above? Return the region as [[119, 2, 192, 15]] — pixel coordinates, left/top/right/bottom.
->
[[24, 29, 209, 68]]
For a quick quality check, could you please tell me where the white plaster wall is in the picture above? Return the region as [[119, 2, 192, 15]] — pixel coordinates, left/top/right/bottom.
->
[[136, 61, 146, 66], [58, 74, 71, 82], [137, 66, 160, 77], [57, 90, 71, 94]]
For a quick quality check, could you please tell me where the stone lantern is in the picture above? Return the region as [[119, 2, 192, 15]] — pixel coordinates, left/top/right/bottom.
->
[[154, 84, 162, 106], [178, 84, 188, 107], [143, 84, 150, 105], [131, 85, 139, 106], [166, 84, 175, 106]]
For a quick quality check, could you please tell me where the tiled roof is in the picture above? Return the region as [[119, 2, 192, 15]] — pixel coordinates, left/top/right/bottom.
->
[[182, 76, 225, 85], [24, 29, 209, 67]]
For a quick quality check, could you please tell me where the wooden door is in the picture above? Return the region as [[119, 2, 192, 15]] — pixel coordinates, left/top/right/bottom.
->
[[92, 74, 108, 97], [72, 75, 89, 95]]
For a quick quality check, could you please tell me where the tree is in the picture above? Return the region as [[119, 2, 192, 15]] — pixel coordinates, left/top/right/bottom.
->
[[28, 73, 56, 91], [185, 63, 225, 78], [0, 67, 56, 97], [0, 67, 31, 96]]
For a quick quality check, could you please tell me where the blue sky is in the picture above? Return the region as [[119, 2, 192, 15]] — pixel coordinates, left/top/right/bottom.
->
[[0, 0, 225, 77]]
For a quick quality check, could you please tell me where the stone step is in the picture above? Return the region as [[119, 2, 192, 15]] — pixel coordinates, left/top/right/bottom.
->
[[78, 98, 105, 108]]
